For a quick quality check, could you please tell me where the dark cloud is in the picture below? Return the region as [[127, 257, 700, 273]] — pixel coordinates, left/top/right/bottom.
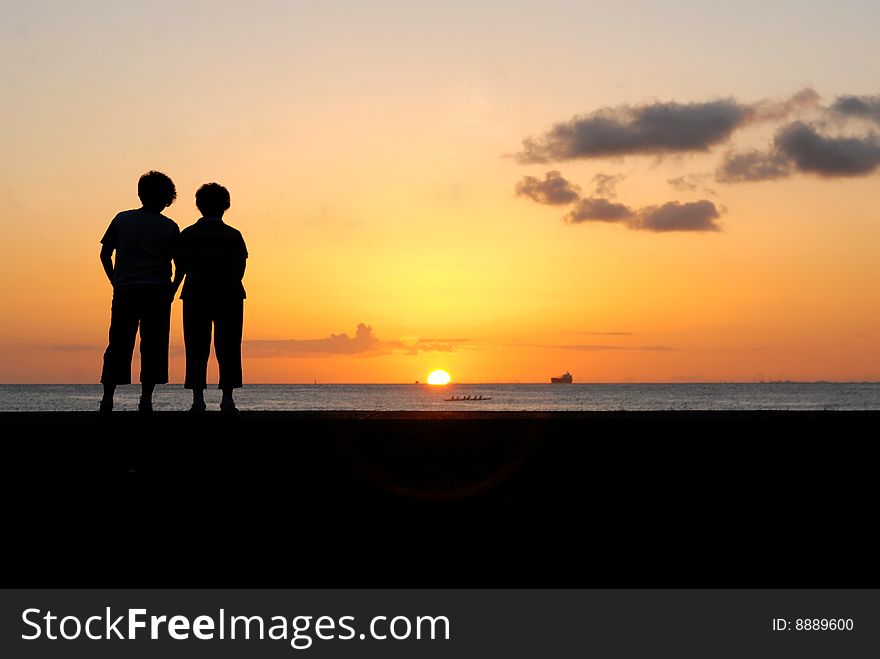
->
[[514, 170, 581, 205], [516, 98, 746, 163], [513, 89, 880, 229], [566, 197, 721, 232], [514, 90, 817, 164], [635, 200, 722, 232], [591, 172, 625, 197], [776, 121, 880, 177], [564, 197, 634, 224], [246, 324, 466, 358], [831, 94, 880, 124], [247, 323, 381, 357], [515, 167, 721, 231], [717, 121, 880, 182], [716, 148, 792, 182]]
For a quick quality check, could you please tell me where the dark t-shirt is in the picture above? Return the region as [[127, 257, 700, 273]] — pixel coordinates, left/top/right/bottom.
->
[[178, 218, 248, 301], [101, 209, 180, 289]]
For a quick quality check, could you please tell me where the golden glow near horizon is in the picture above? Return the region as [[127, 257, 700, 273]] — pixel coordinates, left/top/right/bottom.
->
[[427, 370, 452, 386], [2, 3, 880, 384]]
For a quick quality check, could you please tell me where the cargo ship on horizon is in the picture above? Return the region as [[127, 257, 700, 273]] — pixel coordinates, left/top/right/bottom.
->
[[550, 372, 573, 384]]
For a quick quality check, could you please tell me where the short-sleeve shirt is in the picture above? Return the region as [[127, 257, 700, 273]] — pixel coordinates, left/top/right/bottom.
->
[[100, 209, 180, 289], [178, 217, 248, 301]]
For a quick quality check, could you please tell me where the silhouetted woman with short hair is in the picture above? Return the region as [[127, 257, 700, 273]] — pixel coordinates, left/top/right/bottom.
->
[[174, 183, 247, 413]]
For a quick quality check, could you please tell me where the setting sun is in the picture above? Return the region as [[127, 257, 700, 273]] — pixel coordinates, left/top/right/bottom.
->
[[427, 370, 451, 385]]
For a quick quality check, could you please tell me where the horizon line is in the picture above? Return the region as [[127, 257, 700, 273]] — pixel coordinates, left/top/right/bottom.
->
[[2, 380, 880, 386]]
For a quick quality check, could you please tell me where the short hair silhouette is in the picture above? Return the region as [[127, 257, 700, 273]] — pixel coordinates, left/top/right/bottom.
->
[[138, 171, 177, 209], [196, 182, 231, 217]]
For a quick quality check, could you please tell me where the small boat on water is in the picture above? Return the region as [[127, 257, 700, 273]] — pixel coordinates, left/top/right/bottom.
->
[[551, 372, 573, 384], [444, 395, 492, 401]]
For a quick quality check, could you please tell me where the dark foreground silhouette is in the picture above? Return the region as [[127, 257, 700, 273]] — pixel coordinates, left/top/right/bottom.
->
[[100, 170, 180, 414], [176, 181, 247, 414], [6, 411, 878, 586]]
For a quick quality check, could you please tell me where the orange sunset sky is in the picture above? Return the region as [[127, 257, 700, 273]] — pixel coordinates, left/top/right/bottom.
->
[[1, 1, 879, 384]]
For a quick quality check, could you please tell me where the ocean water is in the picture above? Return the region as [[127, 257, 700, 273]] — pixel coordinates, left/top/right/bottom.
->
[[0, 383, 878, 412]]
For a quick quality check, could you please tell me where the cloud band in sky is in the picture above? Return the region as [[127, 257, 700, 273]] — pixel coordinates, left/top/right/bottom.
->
[[514, 170, 581, 204], [831, 94, 880, 124], [245, 324, 465, 358], [515, 90, 818, 164], [516, 171, 721, 232], [514, 89, 879, 232], [565, 197, 634, 223], [717, 121, 880, 182], [565, 197, 721, 232]]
